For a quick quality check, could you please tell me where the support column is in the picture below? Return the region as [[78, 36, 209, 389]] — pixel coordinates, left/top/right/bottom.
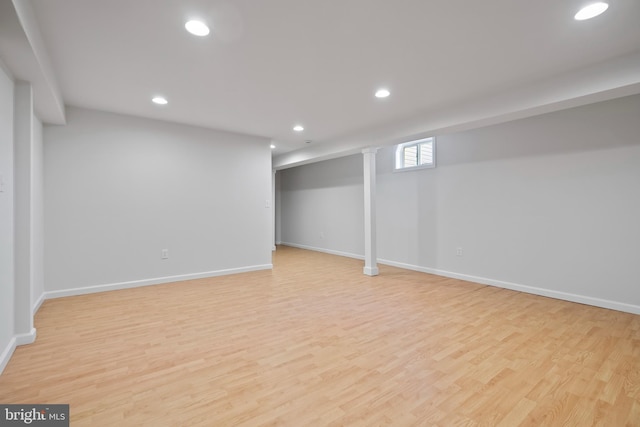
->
[[14, 82, 35, 345], [362, 147, 378, 276], [275, 169, 282, 246], [271, 169, 276, 251]]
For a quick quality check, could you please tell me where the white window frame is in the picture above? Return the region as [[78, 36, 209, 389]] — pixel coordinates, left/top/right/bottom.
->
[[394, 137, 436, 172]]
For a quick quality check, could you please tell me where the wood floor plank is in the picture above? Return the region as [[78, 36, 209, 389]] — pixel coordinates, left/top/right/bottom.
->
[[1, 245, 639, 426]]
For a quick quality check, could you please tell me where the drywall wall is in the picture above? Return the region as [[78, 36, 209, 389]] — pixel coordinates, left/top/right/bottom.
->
[[423, 94, 640, 310], [279, 94, 640, 313], [44, 107, 273, 295], [280, 154, 364, 258], [0, 64, 15, 372], [0, 73, 43, 374]]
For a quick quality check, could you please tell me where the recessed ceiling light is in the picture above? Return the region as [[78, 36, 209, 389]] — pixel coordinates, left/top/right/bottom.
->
[[270, 144, 276, 149], [293, 125, 304, 132], [152, 96, 168, 105], [375, 88, 390, 98], [574, 2, 609, 20], [185, 20, 210, 36]]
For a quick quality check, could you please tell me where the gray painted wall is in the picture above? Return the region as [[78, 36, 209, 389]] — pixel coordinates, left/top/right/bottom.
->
[[280, 154, 364, 257], [44, 107, 273, 294], [0, 65, 15, 368], [279, 94, 640, 311]]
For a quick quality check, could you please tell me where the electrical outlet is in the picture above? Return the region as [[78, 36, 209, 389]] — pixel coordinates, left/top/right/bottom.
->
[[320, 232, 325, 239], [161, 249, 169, 259], [456, 247, 463, 257]]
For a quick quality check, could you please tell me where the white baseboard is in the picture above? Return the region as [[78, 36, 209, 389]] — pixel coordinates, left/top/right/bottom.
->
[[0, 328, 36, 375], [363, 266, 379, 276], [278, 245, 640, 315], [1, 265, 272, 377], [32, 292, 45, 315], [378, 258, 640, 315], [0, 337, 17, 376], [44, 264, 273, 300], [280, 242, 364, 261], [15, 328, 36, 346]]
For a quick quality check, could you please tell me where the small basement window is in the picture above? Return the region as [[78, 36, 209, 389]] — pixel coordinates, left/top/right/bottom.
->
[[394, 137, 435, 171]]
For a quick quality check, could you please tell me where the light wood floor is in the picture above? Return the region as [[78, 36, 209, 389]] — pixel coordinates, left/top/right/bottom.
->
[[1, 246, 639, 426]]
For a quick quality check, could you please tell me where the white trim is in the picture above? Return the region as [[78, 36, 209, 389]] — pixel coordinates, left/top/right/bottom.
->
[[15, 328, 36, 346], [363, 266, 379, 276], [394, 137, 436, 172], [32, 292, 45, 315], [44, 264, 273, 300], [0, 337, 17, 375], [378, 258, 640, 315], [280, 242, 364, 261], [1, 330, 36, 375], [281, 246, 640, 313]]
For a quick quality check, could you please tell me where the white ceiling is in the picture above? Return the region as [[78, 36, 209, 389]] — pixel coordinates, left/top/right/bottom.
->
[[2, 0, 640, 165]]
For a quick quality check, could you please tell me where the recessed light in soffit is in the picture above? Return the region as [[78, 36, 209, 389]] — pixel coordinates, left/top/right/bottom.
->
[[574, 2, 609, 20]]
